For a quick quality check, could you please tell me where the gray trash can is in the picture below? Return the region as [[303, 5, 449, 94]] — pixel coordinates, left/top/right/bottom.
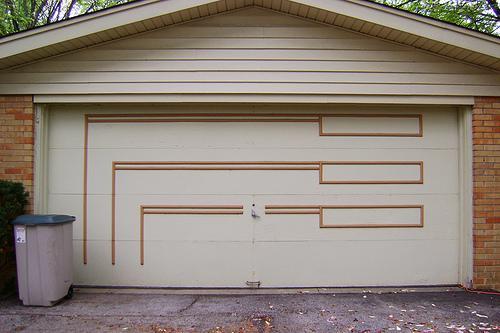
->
[[12, 215, 75, 306]]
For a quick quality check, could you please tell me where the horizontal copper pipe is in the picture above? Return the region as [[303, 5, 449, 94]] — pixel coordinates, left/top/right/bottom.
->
[[115, 161, 320, 165], [265, 205, 321, 209], [89, 118, 319, 123], [141, 205, 243, 209], [88, 113, 320, 118], [265, 210, 320, 215], [143, 210, 243, 215], [115, 166, 319, 171]]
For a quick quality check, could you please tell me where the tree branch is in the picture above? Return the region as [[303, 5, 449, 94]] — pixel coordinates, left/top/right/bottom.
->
[[84, 0, 100, 14], [485, 0, 500, 18], [5, 0, 19, 31], [395, 0, 419, 8], [63, 0, 78, 19], [47, 0, 63, 24], [32, 0, 49, 28]]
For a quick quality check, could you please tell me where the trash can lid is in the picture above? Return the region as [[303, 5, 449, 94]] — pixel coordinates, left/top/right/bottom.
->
[[11, 214, 75, 225]]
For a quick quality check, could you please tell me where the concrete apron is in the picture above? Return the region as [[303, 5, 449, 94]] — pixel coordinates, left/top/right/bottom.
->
[[75, 285, 463, 295]]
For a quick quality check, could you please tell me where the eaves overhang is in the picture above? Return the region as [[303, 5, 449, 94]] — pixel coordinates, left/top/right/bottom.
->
[[0, 0, 499, 71]]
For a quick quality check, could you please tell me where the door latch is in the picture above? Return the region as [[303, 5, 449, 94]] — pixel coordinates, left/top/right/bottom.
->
[[251, 204, 260, 218]]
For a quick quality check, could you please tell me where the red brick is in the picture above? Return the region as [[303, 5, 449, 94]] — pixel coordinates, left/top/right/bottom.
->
[[4, 167, 22, 174], [473, 96, 500, 290], [0, 95, 33, 214], [476, 97, 498, 103], [14, 113, 32, 121]]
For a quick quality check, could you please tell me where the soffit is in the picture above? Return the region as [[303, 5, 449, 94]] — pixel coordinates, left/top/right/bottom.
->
[[0, 0, 498, 71]]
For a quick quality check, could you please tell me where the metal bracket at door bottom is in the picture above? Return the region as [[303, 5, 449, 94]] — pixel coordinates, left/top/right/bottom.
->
[[246, 281, 261, 288]]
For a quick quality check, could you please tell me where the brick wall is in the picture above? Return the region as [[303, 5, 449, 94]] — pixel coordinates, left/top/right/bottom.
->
[[472, 96, 500, 291], [0, 95, 34, 212]]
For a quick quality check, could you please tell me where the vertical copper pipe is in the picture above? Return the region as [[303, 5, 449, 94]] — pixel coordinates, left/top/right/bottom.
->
[[318, 161, 324, 184], [140, 206, 144, 266], [420, 205, 425, 227], [111, 163, 116, 265], [420, 161, 424, 184], [318, 115, 324, 136], [319, 207, 325, 228], [418, 114, 424, 137]]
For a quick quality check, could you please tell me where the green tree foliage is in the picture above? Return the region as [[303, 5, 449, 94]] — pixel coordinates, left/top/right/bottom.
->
[[0, 180, 28, 264], [0, 0, 134, 36], [372, 0, 500, 35], [1, 0, 499, 36]]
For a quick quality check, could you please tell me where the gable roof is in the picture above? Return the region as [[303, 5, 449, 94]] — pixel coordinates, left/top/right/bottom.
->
[[0, 0, 499, 71]]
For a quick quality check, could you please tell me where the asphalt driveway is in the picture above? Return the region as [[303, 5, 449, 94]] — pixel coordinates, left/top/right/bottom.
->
[[0, 288, 498, 332]]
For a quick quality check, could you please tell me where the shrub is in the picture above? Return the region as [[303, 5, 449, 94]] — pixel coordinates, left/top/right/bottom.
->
[[0, 180, 29, 264]]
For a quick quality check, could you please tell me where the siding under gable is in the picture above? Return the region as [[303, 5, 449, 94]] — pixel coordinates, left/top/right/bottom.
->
[[0, 7, 498, 97]]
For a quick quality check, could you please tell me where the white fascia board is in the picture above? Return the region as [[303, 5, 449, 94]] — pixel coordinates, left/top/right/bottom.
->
[[33, 94, 476, 105], [0, 0, 217, 59], [300, 0, 500, 58]]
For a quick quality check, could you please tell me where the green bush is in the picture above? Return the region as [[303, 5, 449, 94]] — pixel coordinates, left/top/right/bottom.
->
[[0, 180, 29, 264]]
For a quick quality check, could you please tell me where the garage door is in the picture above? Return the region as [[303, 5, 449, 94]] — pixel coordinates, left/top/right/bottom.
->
[[47, 104, 459, 287]]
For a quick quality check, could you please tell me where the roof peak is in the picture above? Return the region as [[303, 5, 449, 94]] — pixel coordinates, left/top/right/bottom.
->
[[0, 0, 498, 70]]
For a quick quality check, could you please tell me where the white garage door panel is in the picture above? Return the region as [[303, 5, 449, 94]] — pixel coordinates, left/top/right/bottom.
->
[[47, 149, 83, 194], [73, 149, 458, 195], [140, 242, 254, 287], [321, 115, 421, 136], [49, 148, 457, 195], [113, 169, 444, 195], [77, 193, 458, 243], [47, 105, 461, 287], [142, 216, 250, 242], [74, 240, 254, 287], [322, 163, 422, 183], [48, 105, 458, 150], [47, 194, 112, 242], [84, 117, 455, 150], [255, 195, 459, 241], [48, 111, 85, 149], [255, 240, 459, 287], [85, 194, 248, 241], [320, 207, 422, 227], [84, 146, 452, 163], [47, 194, 84, 239], [116, 171, 319, 196]]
